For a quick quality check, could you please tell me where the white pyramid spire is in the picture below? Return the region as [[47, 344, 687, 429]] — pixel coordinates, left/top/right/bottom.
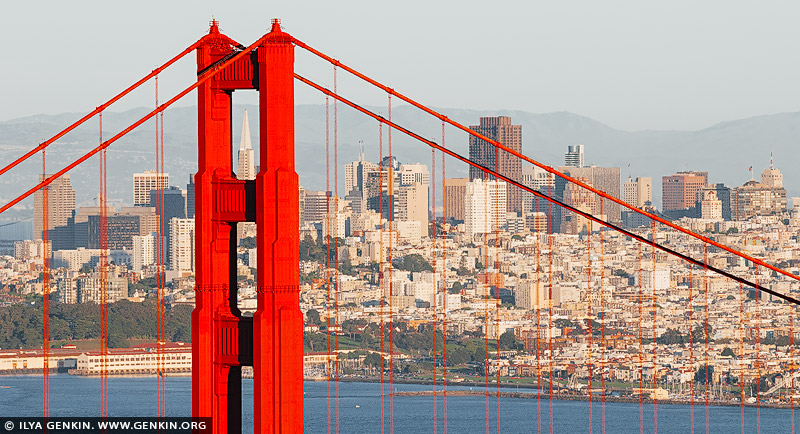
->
[[240, 109, 252, 150], [237, 110, 256, 180]]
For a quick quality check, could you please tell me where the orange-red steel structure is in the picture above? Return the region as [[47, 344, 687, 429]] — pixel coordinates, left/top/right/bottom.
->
[[193, 20, 302, 434]]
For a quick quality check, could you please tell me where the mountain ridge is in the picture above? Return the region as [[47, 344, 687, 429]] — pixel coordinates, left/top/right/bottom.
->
[[1, 105, 797, 212]]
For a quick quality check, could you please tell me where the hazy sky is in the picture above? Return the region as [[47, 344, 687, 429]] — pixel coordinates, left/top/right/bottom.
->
[[4, 1, 800, 131]]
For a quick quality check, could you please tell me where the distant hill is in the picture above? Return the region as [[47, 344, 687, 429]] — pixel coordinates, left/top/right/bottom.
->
[[1, 105, 798, 213]]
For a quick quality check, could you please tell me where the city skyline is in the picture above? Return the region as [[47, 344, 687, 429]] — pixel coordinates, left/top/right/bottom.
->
[[4, 8, 800, 431]]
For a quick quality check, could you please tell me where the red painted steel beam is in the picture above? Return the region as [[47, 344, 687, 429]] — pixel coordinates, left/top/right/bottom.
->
[[0, 40, 202, 178], [295, 73, 800, 305], [0, 33, 270, 216], [293, 39, 800, 287]]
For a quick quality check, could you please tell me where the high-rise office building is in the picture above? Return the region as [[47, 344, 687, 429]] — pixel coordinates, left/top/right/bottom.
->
[[662, 171, 708, 216], [186, 175, 195, 219], [444, 178, 469, 222], [88, 214, 140, 250], [150, 186, 186, 262], [557, 166, 622, 223], [464, 179, 507, 238], [302, 190, 331, 224], [33, 174, 75, 240], [344, 147, 379, 195], [622, 176, 652, 208], [468, 117, 523, 213], [149, 187, 186, 223], [564, 145, 584, 168], [236, 109, 256, 181], [133, 171, 169, 207]]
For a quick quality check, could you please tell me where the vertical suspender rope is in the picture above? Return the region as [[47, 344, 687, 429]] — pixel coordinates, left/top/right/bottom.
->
[[755, 264, 761, 434], [587, 214, 594, 434], [42, 148, 49, 418], [688, 263, 695, 434], [791, 294, 795, 433], [637, 242, 644, 434], [387, 93, 395, 434], [325, 94, 332, 434], [432, 147, 438, 434], [333, 65, 341, 434], [651, 220, 658, 434], [547, 185, 554, 434], [99, 111, 109, 417], [441, 128, 448, 434], [379, 121, 385, 434], [484, 167, 490, 434], [599, 199, 606, 434], [154, 75, 165, 417], [494, 155, 500, 434], [535, 195, 542, 434], [703, 245, 709, 434], [738, 281, 745, 434], [160, 108, 166, 415]]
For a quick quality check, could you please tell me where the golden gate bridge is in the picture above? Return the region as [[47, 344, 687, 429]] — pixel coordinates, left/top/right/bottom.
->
[[1, 18, 798, 434]]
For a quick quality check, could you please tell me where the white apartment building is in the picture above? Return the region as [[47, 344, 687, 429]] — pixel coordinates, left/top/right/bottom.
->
[[465, 179, 507, 238], [170, 218, 195, 273], [132, 234, 156, 272]]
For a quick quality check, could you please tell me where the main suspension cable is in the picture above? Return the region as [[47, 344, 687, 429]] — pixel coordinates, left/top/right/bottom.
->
[[293, 74, 797, 305]]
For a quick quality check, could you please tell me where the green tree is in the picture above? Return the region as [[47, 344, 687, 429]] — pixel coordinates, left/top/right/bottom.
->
[[694, 365, 714, 384], [721, 347, 735, 357], [364, 352, 383, 369], [449, 282, 463, 294], [306, 308, 321, 326], [499, 330, 519, 350], [393, 254, 433, 272]]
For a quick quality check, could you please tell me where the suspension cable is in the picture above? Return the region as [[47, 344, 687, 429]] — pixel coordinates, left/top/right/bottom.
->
[[0, 41, 202, 179], [1, 32, 270, 216], [292, 38, 800, 288], [293, 74, 799, 306]]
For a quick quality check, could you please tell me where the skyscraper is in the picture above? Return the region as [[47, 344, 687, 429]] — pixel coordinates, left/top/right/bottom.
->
[[236, 109, 256, 180], [34, 174, 75, 240], [557, 166, 622, 223], [150, 186, 186, 262], [186, 175, 195, 219], [133, 171, 169, 207], [564, 145, 584, 168], [468, 117, 522, 214], [662, 171, 708, 217], [344, 146, 379, 195]]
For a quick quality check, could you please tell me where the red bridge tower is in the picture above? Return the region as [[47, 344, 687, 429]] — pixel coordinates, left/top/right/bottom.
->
[[193, 20, 302, 434]]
